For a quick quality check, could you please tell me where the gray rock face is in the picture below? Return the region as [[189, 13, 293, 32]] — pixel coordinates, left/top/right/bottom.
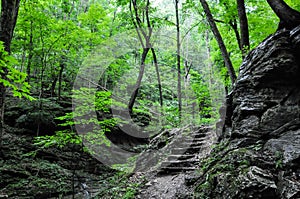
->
[[230, 29, 300, 139], [195, 26, 300, 198]]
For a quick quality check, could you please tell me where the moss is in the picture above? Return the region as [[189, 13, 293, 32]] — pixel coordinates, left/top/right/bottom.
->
[[94, 171, 146, 199], [194, 146, 254, 198], [1, 159, 73, 198], [199, 140, 230, 172]]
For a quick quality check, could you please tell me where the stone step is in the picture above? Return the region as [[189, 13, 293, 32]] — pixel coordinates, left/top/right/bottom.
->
[[171, 146, 203, 154], [173, 138, 206, 146], [180, 141, 205, 147], [161, 159, 198, 168], [194, 126, 211, 132], [171, 142, 204, 150], [158, 166, 197, 174], [183, 137, 207, 142], [177, 132, 207, 140], [190, 133, 207, 138], [167, 154, 195, 161]]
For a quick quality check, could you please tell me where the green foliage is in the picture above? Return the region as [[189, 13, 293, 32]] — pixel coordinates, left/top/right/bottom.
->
[[0, 42, 33, 100], [34, 88, 117, 149], [190, 69, 214, 121], [34, 130, 82, 148], [12, 0, 113, 98], [163, 103, 180, 127], [13, 98, 62, 127], [78, 2, 110, 37], [95, 91, 113, 112], [112, 156, 137, 173], [275, 151, 283, 169], [247, 1, 278, 48], [95, 170, 145, 199], [3, 0, 299, 197], [285, 0, 300, 11]]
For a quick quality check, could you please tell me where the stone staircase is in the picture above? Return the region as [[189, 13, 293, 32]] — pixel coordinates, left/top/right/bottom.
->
[[158, 126, 215, 174]]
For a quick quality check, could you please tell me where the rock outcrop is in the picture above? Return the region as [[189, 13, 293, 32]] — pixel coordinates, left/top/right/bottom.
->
[[0, 130, 114, 198], [194, 26, 300, 198]]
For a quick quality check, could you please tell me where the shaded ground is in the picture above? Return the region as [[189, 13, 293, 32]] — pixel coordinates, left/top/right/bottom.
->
[[137, 174, 191, 199], [134, 126, 217, 199]]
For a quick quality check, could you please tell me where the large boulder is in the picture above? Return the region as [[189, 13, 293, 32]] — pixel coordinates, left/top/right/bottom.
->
[[194, 26, 300, 198]]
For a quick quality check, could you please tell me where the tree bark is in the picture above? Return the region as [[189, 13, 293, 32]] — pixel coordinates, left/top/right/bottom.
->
[[128, 48, 150, 113], [200, 0, 237, 84], [58, 56, 66, 100], [0, 0, 20, 152], [267, 0, 300, 30], [0, 0, 20, 53], [229, 20, 242, 52], [215, 18, 243, 57], [128, 0, 163, 113], [51, 76, 58, 97], [205, 31, 213, 89], [26, 20, 34, 83], [151, 48, 163, 107], [175, 0, 182, 119], [236, 0, 250, 57]]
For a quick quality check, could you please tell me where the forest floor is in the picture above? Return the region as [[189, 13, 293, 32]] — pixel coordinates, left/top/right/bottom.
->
[[133, 125, 217, 199], [136, 173, 192, 199], [0, 124, 216, 198]]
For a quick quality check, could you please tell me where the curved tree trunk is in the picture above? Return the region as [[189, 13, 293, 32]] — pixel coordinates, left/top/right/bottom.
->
[[128, 48, 150, 113], [200, 0, 237, 85], [151, 48, 163, 107], [267, 0, 300, 30], [128, 0, 163, 113]]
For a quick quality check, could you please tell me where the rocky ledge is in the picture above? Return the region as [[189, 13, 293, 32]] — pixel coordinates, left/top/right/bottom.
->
[[194, 26, 300, 198]]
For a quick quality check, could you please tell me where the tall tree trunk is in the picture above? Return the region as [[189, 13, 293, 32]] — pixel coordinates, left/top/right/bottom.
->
[[217, 1, 245, 58], [58, 58, 65, 100], [128, 0, 148, 113], [229, 19, 242, 52], [51, 76, 58, 97], [0, 0, 20, 152], [267, 0, 300, 30], [175, 0, 182, 120], [151, 48, 163, 107], [146, 0, 163, 107], [128, 48, 150, 113], [205, 31, 213, 89], [200, 0, 237, 84], [0, 0, 20, 53], [26, 20, 34, 83], [237, 0, 250, 57], [215, 18, 242, 55]]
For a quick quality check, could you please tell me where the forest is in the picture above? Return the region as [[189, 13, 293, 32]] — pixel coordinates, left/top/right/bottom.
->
[[1, 0, 300, 198]]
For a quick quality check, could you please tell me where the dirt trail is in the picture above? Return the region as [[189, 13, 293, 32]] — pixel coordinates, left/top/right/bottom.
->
[[136, 174, 192, 199], [135, 126, 217, 199]]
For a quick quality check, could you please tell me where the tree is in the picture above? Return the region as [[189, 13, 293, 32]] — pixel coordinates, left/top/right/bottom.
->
[[0, 0, 20, 150], [199, 0, 237, 85], [175, 0, 182, 119], [236, 0, 250, 57], [128, 0, 163, 113], [267, 0, 300, 30]]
